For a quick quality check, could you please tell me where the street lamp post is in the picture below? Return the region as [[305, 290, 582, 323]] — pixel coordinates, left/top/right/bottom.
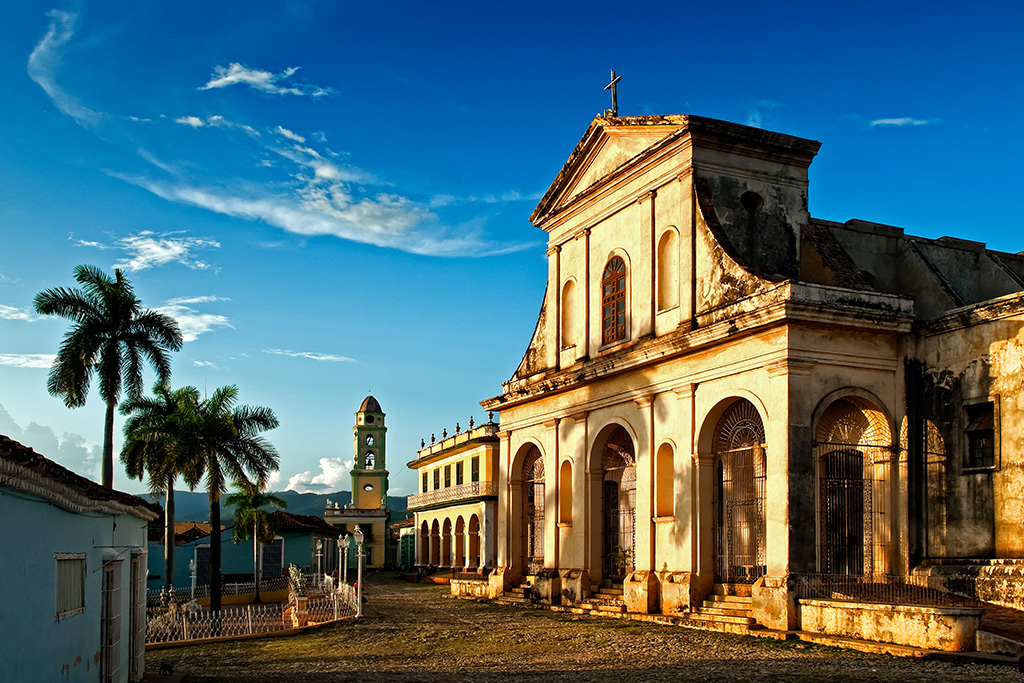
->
[[315, 538, 323, 586], [354, 525, 365, 618], [340, 535, 350, 585], [189, 559, 196, 600]]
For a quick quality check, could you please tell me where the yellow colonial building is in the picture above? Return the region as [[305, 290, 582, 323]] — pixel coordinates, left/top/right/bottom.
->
[[407, 416, 499, 571], [479, 113, 1024, 637]]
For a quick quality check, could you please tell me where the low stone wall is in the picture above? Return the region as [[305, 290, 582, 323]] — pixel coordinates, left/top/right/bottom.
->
[[451, 579, 491, 599], [798, 599, 983, 651]]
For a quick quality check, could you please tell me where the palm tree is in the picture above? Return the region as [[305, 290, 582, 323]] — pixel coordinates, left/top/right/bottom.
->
[[176, 385, 280, 614], [120, 382, 199, 593], [34, 265, 183, 488], [225, 479, 287, 603]]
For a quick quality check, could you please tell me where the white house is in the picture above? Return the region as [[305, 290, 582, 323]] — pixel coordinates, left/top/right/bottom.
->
[[0, 434, 160, 683]]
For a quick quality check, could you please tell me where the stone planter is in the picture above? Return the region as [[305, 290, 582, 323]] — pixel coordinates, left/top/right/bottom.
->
[[292, 596, 309, 627]]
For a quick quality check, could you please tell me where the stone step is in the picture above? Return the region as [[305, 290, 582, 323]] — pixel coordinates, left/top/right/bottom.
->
[[703, 594, 752, 606], [595, 588, 624, 597], [577, 602, 626, 613], [696, 605, 753, 618], [712, 583, 753, 597], [687, 611, 757, 626]]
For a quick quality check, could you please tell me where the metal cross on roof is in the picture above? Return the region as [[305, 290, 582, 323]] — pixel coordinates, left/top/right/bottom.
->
[[604, 69, 621, 117]]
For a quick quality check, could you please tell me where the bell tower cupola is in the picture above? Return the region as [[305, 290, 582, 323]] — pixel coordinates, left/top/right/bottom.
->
[[352, 395, 389, 510]]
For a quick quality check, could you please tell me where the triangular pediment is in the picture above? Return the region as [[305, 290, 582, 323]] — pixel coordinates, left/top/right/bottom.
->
[[530, 115, 688, 225]]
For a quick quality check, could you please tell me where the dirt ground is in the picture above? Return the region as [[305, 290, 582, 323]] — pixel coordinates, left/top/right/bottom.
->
[[149, 572, 1022, 682]]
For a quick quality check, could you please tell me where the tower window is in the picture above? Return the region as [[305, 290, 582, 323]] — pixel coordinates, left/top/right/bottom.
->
[[366, 435, 374, 446], [364, 451, 375, 468], [363, 484, 374, 492], [366, 415, 375, 424], [601, 256, 627, 345]]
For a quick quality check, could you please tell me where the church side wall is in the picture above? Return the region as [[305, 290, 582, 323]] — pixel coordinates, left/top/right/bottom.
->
[[912, 313, 1024, 559]]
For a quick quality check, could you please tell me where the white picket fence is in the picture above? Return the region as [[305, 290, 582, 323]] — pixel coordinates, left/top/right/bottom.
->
[[147, 584, 358, 644]]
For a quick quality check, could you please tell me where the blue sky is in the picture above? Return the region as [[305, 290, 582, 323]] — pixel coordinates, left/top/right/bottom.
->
[[1, 1, 1021, 498]]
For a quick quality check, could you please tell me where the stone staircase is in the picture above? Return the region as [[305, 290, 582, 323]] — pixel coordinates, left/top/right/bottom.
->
[[577, 581, 626, 613], [676, 584, 759, 634], [496, 583, 534, 606]]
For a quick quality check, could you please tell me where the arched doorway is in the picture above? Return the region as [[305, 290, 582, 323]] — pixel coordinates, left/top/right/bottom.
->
[[442, 519, 453, 567], [713, 399, 766, 584], [429, 520, 440, 565], [419, 521, 430, 565], [522, 446, 545, 575], [815, 397, 891, 575], [601, 425, 636, 581], [468, 514, 481, 568], [454, 516, 466, 568]]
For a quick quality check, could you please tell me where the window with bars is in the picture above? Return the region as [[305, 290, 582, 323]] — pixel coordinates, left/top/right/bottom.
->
[[422, 471, 428, 493], [471, 456, 480, 482], [55, 553, 86, 620], [444, 465, 451, 488], [601, 256, 627, 345], [456, 461, 464, 485], [964, 400, 997, 469], [433, 469, 440, 490]]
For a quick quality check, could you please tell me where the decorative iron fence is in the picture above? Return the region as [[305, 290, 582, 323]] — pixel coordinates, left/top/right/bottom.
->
[[146, 583, 359, 644], [791, 573, 985, 608], [147, 576, 293, 607]]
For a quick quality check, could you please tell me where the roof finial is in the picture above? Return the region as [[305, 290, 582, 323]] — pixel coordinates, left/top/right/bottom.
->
[[604, 69, 621, 117]]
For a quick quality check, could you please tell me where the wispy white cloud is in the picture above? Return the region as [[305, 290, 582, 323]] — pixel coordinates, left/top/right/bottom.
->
[[285, 457, 353, 493], [0, 353, 55, 368], [76, 230, 220, 271], [429, 190, 542, 208], [274, 126, 305, 143], [0, 305, 43, 322], [114, 172, 528, 257], [173, 114, 259, 137], [193, 360, 218, 369], [744, 100, 778, 129], [870, 117, 934, 127], [27, 10, 103, 128], [157, 296, 232, 342], [263, 348, 356, 362], [200, 63, 333, 97]]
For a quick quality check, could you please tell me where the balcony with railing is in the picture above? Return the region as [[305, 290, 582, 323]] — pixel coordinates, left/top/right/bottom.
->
[[407, 480, 498, 510]]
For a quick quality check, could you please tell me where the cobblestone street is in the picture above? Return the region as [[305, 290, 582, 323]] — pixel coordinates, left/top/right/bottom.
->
[[150, 574, 1022, 682]]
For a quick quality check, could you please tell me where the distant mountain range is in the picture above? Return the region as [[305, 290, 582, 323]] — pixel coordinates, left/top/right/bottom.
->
[[142, 489, 409, 526]]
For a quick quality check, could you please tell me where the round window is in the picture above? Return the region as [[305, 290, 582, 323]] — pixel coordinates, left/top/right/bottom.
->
[[363, 484, 373, 492], [366, 415, 375, 424]]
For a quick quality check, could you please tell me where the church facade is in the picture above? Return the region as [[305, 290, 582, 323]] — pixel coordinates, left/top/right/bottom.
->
[[480, 114, 1024, 630]]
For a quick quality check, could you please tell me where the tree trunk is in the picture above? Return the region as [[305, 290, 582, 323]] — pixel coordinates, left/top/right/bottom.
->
[[164, 476, 175, 593], [253, 526, 262, 604], [210, 496, 222, 617], [102, 399, 116, 488]]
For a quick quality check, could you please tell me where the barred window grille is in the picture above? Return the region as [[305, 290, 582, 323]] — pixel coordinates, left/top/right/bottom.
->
[[522, 447, 545, 575], [815, 397, 891, 576], [130, 554, 146, 681], [101, 560, 122, 683], [602, 426, 636, 582], [471, 456, 480, 483], [964, 401, 996, 469], [55, 553, 86, 620], [712, 400, 767, 584]]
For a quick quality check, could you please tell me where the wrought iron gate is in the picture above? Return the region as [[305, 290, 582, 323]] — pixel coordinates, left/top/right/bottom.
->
[[602, 427, 636, 581], [713, 400, 767, 584], [522, 448, 545, 575]]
